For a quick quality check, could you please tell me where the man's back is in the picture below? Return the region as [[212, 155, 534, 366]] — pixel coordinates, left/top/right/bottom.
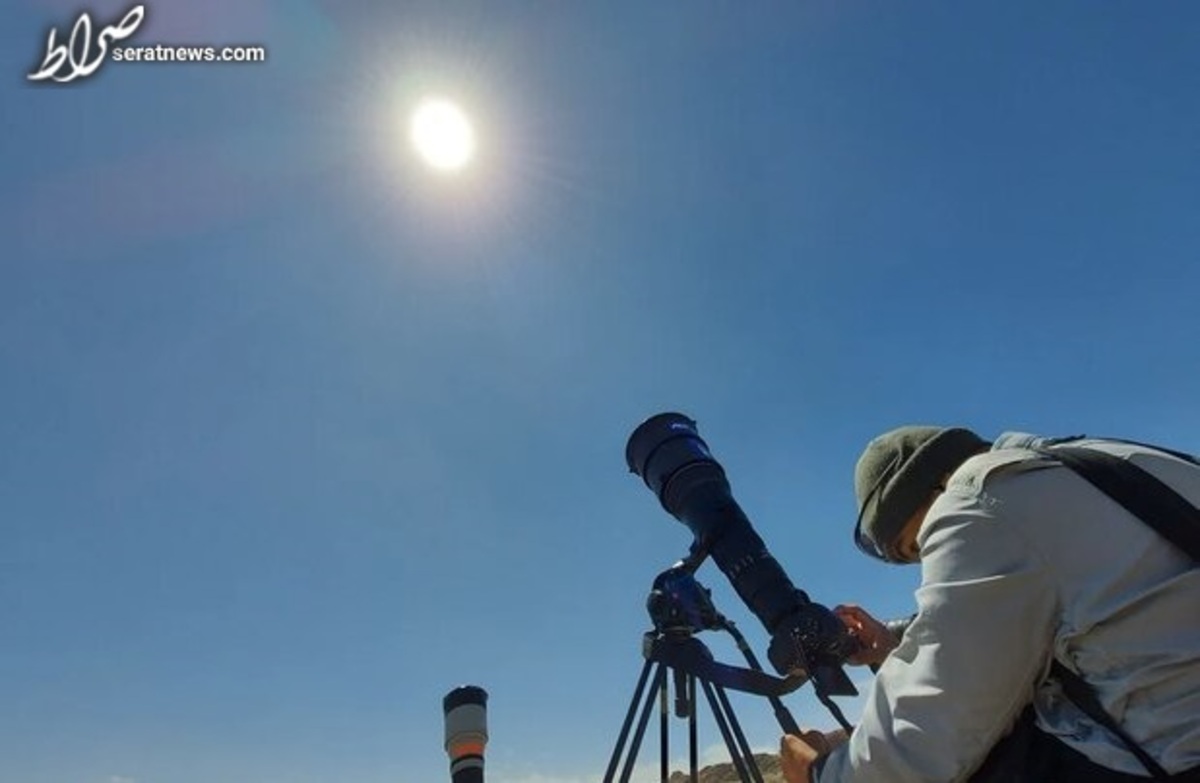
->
[[977, 434, 1200, 774], [818, 432, 1200, 783]]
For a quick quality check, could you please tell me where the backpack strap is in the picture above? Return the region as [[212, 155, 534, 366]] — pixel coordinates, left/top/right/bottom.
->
[[1031, 443, 1200, 780], [1049, 661, 1171, 780], [1033, 445, 1200, 563], [1090, 438, 1200, 468]]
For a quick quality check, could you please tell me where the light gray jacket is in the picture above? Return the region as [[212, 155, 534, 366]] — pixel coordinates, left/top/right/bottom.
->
[[817, 433, 1200, 782]]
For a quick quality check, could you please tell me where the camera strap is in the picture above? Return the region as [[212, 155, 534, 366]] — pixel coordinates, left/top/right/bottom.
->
[[1032, 443, 1200, 781]]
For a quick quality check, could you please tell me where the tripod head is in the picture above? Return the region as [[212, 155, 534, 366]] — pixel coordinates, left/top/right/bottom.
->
[[642, 558, 806, 701], [647, 560, 723, 635]]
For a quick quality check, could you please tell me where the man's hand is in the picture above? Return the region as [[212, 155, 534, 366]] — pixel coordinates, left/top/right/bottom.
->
[[834, 604, 899, 667], [780, 729, 848, 783]]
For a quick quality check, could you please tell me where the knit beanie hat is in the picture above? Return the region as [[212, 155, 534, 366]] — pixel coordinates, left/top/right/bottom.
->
[[853, 426, 989, 562]]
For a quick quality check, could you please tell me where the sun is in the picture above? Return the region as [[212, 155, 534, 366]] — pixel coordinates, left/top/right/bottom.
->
[[410, 98, 476, 171]]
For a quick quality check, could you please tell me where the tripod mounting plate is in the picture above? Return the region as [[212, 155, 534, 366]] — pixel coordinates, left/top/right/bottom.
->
[[642, 632, 805, 698]]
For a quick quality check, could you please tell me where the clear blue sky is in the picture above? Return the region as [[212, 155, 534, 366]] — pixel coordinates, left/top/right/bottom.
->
[[2, 2, 1198, 782]]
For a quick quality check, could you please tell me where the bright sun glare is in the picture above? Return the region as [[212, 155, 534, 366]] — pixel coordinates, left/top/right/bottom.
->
[[410, 98, 476, 171]]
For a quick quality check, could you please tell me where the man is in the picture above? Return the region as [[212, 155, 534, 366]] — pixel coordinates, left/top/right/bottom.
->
[[781, 427, 1200, 782]]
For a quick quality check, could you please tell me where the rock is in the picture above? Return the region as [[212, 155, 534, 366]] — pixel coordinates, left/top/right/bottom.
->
[[666, 753, 785, 783]]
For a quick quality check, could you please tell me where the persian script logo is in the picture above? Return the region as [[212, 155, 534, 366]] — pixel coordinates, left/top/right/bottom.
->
[[28, 5, 146, 83]]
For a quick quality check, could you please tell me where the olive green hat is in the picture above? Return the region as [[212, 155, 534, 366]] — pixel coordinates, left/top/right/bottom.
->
[[853, 426, 988, 562]]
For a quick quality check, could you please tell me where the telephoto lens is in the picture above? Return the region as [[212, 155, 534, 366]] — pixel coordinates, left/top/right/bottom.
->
[[625, 413, 858, 692], [443, 685, 488, 783]]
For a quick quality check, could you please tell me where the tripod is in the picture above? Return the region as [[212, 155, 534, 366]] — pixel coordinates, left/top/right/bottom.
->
[[603, 558, 848, 783]]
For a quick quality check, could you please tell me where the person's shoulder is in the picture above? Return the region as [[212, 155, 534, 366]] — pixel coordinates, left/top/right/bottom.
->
[[949, 432, 1059, 496]]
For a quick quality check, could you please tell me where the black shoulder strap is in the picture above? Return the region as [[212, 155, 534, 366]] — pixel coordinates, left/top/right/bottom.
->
[[1049, 661, 1172, 780], [1034, 445, 1200, 564], [1031, 443, 1200, 780], [1092, 438, 1200, 467]]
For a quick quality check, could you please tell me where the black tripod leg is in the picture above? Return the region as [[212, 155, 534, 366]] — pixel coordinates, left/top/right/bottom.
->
[[688, 675, 698, 782], [713, 684, 764, 783], [660, 674, 669, 783], [769, 695, 801, 736], [698, 679, 761, 783], [618, 663, 668, 783], [603, 659, 656, 783]]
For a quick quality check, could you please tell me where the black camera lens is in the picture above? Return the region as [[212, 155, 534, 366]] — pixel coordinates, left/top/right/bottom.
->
[[625, 413, 858, 688], [626, 414, 740, 538]]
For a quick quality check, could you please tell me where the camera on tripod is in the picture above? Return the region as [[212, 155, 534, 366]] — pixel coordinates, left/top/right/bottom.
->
[[626, 412, 859, 693], [605, 413, 859, 783]]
